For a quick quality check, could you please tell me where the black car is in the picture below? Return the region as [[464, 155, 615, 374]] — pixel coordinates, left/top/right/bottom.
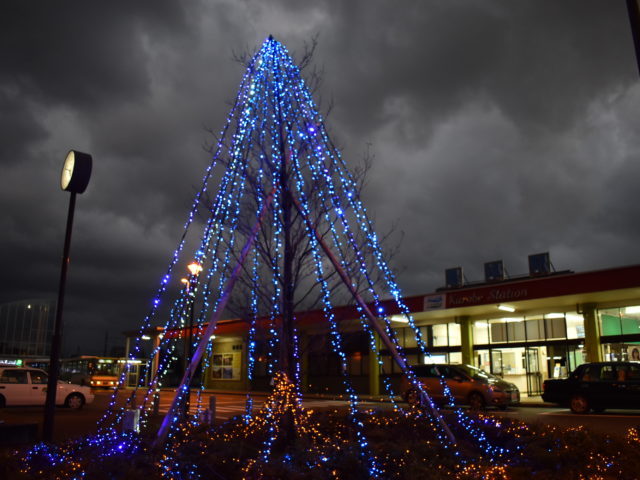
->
[[542, 361, 640, 413]]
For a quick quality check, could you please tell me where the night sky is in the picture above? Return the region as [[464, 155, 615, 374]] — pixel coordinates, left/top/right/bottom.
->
[[1, 1, 638, 356]]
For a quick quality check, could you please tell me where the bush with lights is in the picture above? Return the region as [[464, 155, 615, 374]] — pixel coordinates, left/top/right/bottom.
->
[[7, 374, 640, 479]]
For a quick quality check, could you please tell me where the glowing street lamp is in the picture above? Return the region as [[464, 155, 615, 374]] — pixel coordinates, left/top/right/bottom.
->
[[182, 262, 202, 417], [187, 262, 203, 277]]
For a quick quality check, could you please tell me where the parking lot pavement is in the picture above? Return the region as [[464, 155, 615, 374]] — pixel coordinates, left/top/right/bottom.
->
[[152, 391, 386, 419], [0, 389, 129, 445], [0, 389, 573, 449]]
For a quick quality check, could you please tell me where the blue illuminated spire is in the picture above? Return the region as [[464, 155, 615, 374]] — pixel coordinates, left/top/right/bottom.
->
[[88, 35, 511, 474]]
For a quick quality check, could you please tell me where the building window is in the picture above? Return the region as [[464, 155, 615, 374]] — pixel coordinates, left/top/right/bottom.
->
[[621, 306, 640, 335], [506, 318, 526, 342], [489, 320, 508, 343], [402, 327, 418, 348], [432, 324, 448, 347], [448, 323, 461, 346], [448, 352, 462, 364], [0, 300, 55, 358], [525, 316, 544, 341], [475, 311, 581, 345], [598, 306, 640, 337], [429, 323, 461, 347], [564, 312, 584, 339], [403, 354, 419, 369], [381, 354, 392, 375], [473, 321, 489, 344], [602, 343, 640, 362], [423, 352, 448, 364], [600, 307, 623, 336], [347, 352, 363, 376], [544, 315, 566, 340]]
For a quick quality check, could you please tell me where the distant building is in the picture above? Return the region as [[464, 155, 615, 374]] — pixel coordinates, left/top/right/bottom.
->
[[0, 299, 55, 364]]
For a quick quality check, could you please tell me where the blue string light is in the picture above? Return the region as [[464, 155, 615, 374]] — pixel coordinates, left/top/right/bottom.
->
[[21, 36, 519, 478]]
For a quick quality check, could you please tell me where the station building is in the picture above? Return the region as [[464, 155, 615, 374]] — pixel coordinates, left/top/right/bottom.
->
[[0, 299, 55, 366], [142, 260, 640, 398]]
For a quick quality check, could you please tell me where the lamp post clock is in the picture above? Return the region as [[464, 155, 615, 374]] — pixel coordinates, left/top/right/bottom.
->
[[60, 150, 92, 193], [44, 150, 93, 442]]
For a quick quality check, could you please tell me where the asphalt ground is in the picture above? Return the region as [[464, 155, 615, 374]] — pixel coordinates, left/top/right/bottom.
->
[[1, 389, 638, 450], [0, 388, 391, 447]]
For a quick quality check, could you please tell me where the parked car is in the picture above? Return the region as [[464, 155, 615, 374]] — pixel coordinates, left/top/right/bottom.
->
[[0, 367, 94, 409], [542, 361, 640, 414], [403, 364, 520, 410]]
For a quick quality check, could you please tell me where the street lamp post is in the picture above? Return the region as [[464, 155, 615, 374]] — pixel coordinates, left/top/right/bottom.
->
[[628, 0, 640, 76], [182, 262, 202, 417], [43, 150, 92, 442]]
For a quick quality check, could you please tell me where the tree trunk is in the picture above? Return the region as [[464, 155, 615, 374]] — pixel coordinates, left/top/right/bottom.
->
[[279, 142, 296, 382]]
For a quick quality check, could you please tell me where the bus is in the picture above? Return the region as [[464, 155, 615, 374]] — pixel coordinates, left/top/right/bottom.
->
[[24, 358, 50, 370], [59, 356, 148, 388]]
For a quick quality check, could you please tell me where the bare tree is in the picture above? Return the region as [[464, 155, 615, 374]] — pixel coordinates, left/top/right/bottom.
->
[[195, 37, 402, 384]]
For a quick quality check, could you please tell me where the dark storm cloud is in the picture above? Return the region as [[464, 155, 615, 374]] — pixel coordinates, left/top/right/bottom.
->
[[0, 88, 47, 164], [0, 0, 194, 352], [319, 1, 635, 144], [0, 1, 186, 108], [310, 1, 639, 292], [1, 1, 639, 354]]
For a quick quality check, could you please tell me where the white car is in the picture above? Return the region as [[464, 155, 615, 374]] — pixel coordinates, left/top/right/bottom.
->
[[0, 367, 94, 409]]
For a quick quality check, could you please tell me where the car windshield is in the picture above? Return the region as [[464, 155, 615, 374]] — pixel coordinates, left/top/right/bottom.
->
[[30, 370, 48, 384], [459, 364, 500, 381]]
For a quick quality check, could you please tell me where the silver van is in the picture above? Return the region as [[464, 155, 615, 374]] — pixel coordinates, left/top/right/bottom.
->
[[403, 364, 520, 410]]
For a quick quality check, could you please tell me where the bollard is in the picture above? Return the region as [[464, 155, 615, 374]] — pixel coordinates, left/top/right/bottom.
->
[[122, 408, 140, 433], [198, 408, 213, 425], [152, 390, 160, 416], [209, 395, 216, 424], [196, 396, 216, 425]]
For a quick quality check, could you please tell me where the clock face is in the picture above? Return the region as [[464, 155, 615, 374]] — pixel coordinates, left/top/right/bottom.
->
[[60, 150, 92, 193], [61, 151, 75, 190]]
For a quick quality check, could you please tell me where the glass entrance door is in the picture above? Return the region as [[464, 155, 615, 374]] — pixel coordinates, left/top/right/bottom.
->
[[525, 347, 543, 395], [126, 363, 139, 387], [490, 350, 504, 376]]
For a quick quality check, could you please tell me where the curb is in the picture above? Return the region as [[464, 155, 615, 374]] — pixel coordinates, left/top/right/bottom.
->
[[151, 388, 556, 408]]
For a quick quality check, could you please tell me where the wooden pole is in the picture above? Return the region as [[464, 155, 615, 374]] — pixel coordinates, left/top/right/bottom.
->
[[288, 192, 456, 444], [154, 185, 277, 448]]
